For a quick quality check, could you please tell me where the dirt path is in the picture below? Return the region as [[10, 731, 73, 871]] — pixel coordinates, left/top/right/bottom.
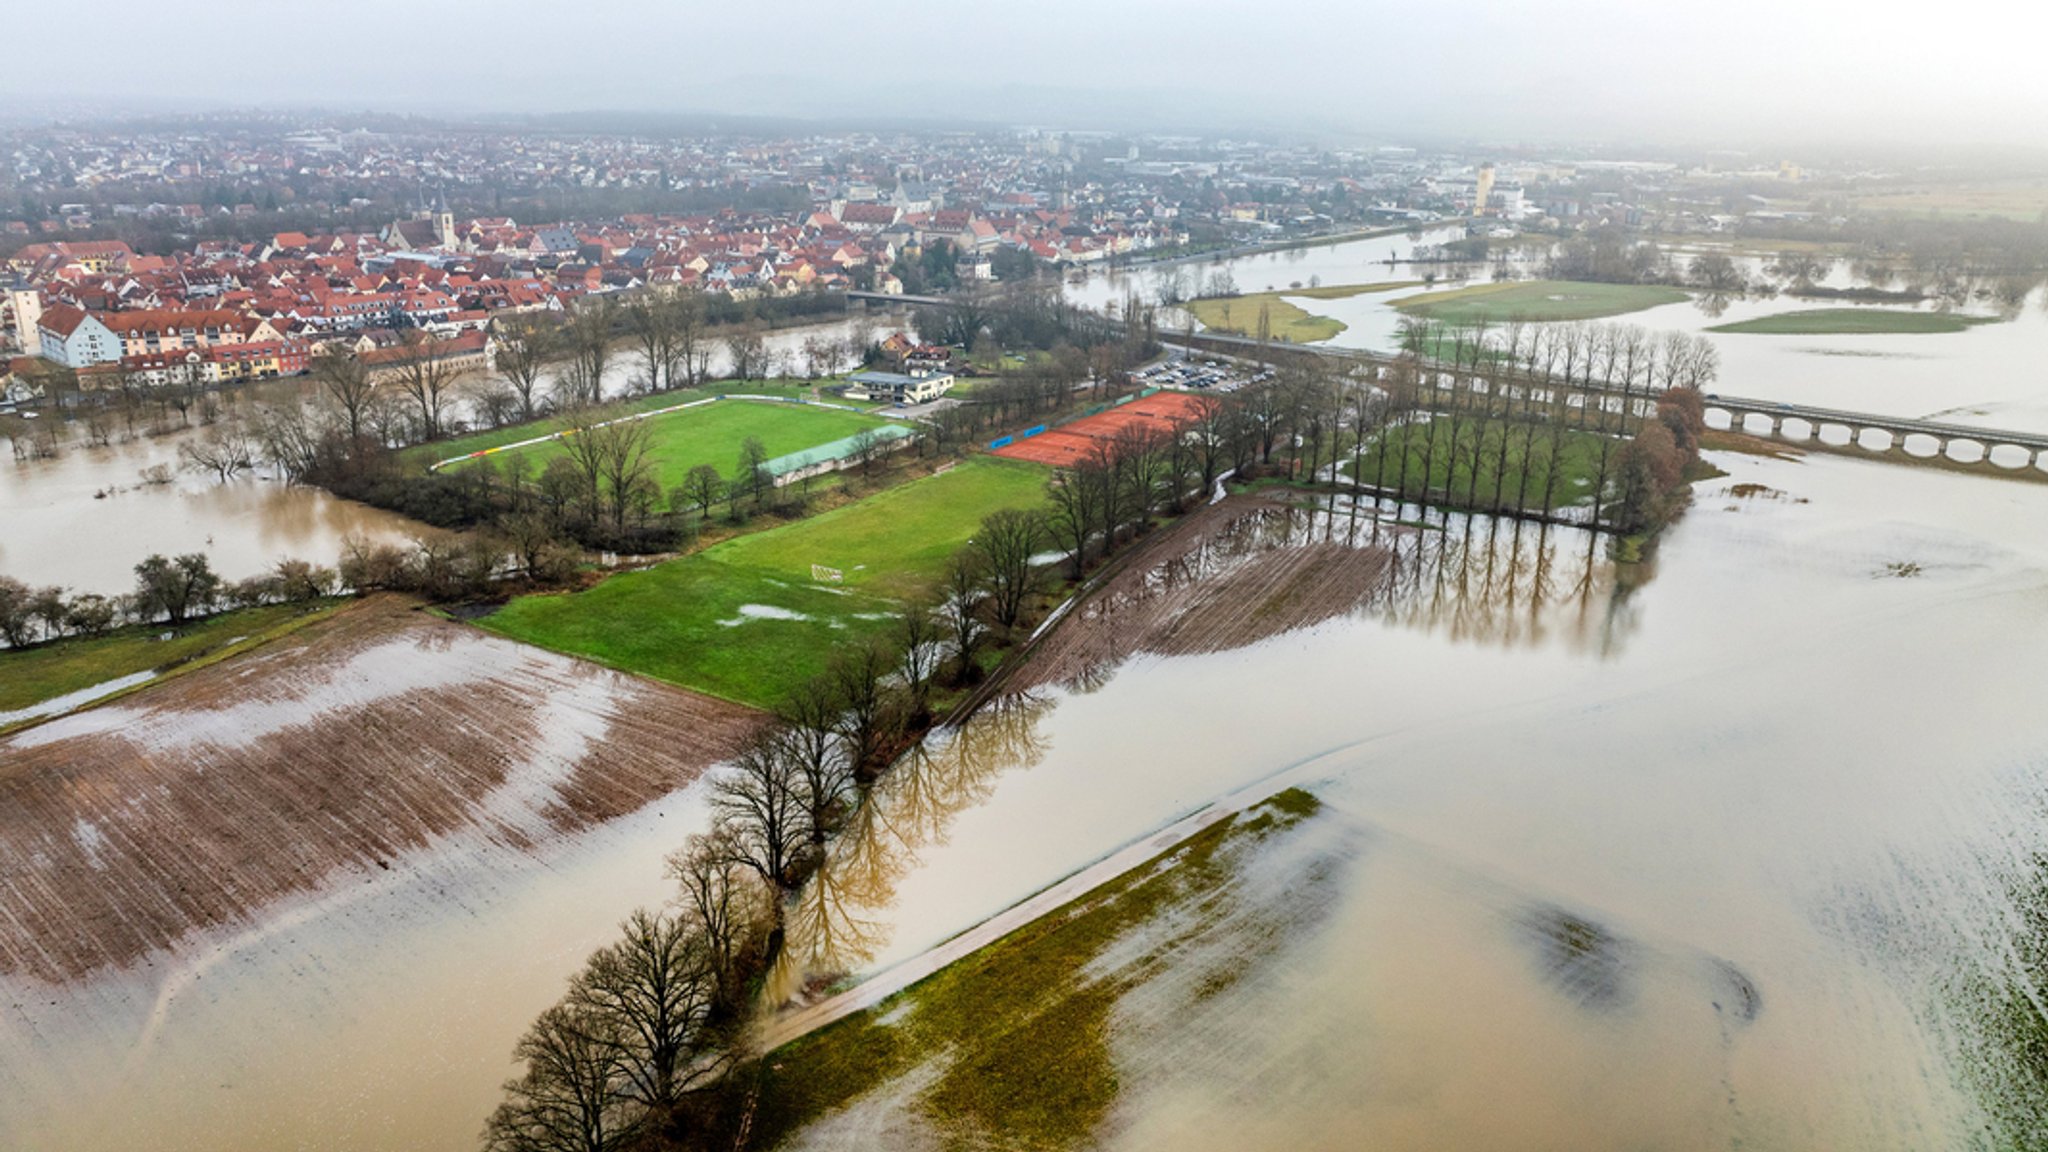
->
[[0, 597, 763, 984]]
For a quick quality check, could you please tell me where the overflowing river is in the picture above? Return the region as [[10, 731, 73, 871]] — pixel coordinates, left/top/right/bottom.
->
[[8, 443, 2048, 1149], [1073, 228, 2048, 435]]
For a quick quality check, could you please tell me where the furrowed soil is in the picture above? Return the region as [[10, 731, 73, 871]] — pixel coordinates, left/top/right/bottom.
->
[[1019, 494, 1395, 692], [0, 597, 762, 984]]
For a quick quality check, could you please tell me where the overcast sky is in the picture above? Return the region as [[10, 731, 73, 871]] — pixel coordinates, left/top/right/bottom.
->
[[8, 0, 2047, 151]]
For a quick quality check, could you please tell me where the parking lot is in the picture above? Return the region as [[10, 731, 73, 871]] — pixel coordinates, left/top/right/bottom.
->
[[1132, 353, 1270, 393]]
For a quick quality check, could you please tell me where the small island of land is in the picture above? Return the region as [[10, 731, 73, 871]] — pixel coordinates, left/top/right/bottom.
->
[[1707, 309, 1999, 336], [1390, 279, 1690, 324]]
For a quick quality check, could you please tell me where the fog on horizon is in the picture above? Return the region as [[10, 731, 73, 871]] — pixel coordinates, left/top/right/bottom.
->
[[5, 0, 2048, 151]]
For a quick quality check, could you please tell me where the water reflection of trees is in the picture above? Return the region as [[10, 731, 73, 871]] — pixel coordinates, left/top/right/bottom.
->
[[773, 693, 1055, 990], [772, 501, 1654, 990], [1357, 499, 1650, 659]]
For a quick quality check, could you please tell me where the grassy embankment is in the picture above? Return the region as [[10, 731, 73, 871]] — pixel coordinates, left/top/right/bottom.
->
[[398, 381, 867, 470], [1390, 279, 1690, 324], [483, 455, 1049, 707], [1346, 417, 1610, 512], [1707, 309, 1998, 336], [1183, 280, 1428, 344], [443, 399, 895, 492], [728, 789, 1325, 1151], [0, 601, 342, 731]]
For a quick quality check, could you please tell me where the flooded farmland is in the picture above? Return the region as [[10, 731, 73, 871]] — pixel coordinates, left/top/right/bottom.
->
[[0, 599, 759, 1151], [5, 439, 2047, 1148]]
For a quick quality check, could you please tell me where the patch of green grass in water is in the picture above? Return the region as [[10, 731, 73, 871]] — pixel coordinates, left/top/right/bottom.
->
[[1390, 279, 1688, 324], [0, 600, 340, 721], [1348, 416, 1611, 512], [1706, 308, 1998, 336], [740, 786, 1326, 1149]]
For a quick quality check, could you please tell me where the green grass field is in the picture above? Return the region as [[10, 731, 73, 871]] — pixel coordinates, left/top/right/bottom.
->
[[1706, 309, 1998, 336], [403, 381, 846, 469], [1186, 293, 1345, 343], [482, 455, 1050, 706], [449, 399, 894, 493], [0, 601, 338, 725], [1390, 280, 1689, 325], [1348, 416, 1610, 511]]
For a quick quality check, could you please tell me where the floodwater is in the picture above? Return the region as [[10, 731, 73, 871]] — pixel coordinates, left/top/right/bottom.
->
[[764, 450, 2048, 1148], [7, 444, 2046, 1149], [0, 312, 906, 595], [0, 423, 421, 595], [1076, 228, 2048, 436]]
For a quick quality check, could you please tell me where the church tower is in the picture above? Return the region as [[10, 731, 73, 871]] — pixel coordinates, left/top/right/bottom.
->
[[434, 188, 456, 251]]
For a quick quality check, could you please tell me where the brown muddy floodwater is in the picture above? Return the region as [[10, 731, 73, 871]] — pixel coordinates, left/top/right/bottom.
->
[[765, 452, 2048, 1150], [7, 445, 2048, 1151], [0, 423, 418, 595]]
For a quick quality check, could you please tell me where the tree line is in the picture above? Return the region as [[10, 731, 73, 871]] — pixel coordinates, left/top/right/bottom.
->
[[0, 552, 335, 649], [484, 498, 1083, 1152]]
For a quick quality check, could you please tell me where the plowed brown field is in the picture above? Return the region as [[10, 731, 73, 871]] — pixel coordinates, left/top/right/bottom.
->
[[1016, 495, 1395, 692], [0, 597, 761, 984], [994, 391, 1214, 468]]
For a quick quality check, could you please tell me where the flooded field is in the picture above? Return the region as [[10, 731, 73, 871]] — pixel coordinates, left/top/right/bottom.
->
[[757, 449, 2048, 1149], [1076, 230, 2048, 435], [0, 598, 759, 1151]]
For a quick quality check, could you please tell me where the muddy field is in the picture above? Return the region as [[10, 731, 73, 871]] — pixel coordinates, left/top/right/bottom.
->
[[1017, 495, 1395, 692], [0, 598, 761, 984]]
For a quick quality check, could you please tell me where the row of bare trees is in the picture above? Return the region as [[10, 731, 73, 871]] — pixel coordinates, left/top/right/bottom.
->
[[486, 506, 1063, 1151]]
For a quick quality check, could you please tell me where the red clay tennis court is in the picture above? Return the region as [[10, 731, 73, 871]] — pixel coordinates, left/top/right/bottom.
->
[[994, 391, 1214, 467]]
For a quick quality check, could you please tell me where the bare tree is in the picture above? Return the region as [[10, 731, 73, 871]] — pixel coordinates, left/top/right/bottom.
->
[[974, 507, 1044, 634], [178, 420, 257, 482], [678, 463, 722, 521], [495, 315, 560, 421], [390, 330, 474, 441], [725, 328, 767, 382], [1046, 463, 1105, 581], [561, 298, 617, 408], [310, 353, 375, 444], [830, 640, 899, 783], [711, 729, 811, 902], [562, 417, 659, 533], [625, 294, 680, 394], [482, 1003, 630, 1152], [666, 830, 763, 1008], [573, 910, 723, 1122], [941, 552, 989, 686], [896, 601, 943, 722]]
